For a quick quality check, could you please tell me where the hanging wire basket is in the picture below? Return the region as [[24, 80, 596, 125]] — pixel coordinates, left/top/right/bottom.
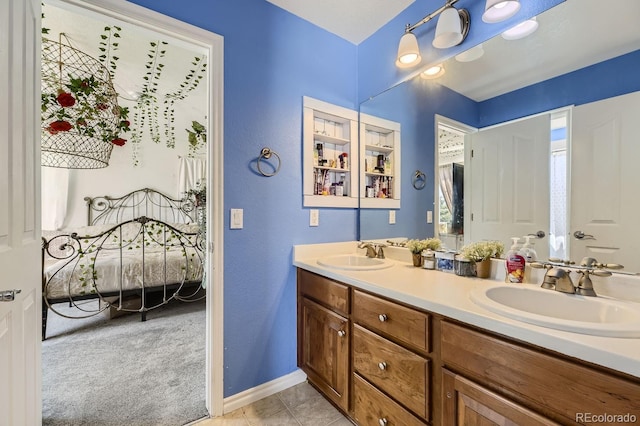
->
[[41, 38, 123, 169]]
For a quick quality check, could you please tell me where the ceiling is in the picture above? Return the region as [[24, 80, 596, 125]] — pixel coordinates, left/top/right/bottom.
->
[[42, 3, 208, 111], [434, 0, 640, 101], [266, 0, 415, 44]]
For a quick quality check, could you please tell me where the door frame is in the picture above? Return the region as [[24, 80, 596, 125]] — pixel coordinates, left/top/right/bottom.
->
[[434, 115, 477, 247], [43, 0, 225, 417]]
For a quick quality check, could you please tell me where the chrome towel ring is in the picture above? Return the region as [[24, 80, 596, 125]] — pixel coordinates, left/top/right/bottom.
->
[[412, 170, 426, 190], [257, 147, 281, 177]]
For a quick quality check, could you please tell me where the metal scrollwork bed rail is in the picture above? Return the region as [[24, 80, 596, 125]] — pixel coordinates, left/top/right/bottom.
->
[[41, 189, 205, 340]]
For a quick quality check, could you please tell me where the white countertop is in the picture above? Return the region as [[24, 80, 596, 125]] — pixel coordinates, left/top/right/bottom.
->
[[293, 241, 640, 378]]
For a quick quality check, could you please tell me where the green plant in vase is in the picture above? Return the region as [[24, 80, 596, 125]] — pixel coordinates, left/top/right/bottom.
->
[[459, 240, 505, 278], [406, 238, 442, 267]]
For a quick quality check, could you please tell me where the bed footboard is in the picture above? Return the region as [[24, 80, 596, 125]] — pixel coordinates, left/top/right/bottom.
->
[[41, 216, 205, 339]]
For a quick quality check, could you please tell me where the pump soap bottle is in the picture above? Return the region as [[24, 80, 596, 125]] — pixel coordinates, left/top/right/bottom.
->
[[520, 235, 538, 262], [505, 237, 525, 283]]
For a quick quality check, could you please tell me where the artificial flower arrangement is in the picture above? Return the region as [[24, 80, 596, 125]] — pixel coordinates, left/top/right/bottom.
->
[[459, 240, 505, 262], [405, 238, 442, 254], [41, 75, 130, 146]]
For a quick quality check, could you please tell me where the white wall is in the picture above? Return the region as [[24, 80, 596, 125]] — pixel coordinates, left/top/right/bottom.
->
[[55, 96, 206, 228]]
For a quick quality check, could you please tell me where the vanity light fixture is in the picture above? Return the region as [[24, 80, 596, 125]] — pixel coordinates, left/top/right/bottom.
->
[[421, 64, 446, 79], [501, 17, 539, 40], [396, 27, 422, 68], [482, 0, 521, 23], [396, 0, 470, 68]]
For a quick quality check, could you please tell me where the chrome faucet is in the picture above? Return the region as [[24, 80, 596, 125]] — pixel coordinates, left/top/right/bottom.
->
[[358, 242, 386, 259], [544, 268, 575, 294]]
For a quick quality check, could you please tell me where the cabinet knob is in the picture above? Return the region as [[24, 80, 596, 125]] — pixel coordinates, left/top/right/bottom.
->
[[446, 392, 452, 399], [378, 418, 388, 426], [378, 314, 388, 322], [378, 362, 387, 371], [337, 330, 346, 337]]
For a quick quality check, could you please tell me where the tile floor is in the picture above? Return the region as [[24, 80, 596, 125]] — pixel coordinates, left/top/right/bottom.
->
[[195, 381, 353, 426]]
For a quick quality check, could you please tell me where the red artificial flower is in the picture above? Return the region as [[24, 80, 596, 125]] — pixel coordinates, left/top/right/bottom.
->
[[111, 137, 127, 146], [56, 92, 76, 108], [96, 103, 108, 110], [47, 120, 72, 134]]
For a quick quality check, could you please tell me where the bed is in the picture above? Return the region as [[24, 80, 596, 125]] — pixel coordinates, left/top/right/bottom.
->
[[41, 188, 205, 339]]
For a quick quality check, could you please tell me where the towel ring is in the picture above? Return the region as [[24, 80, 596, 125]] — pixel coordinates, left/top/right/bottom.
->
[[257, 147, 281, 177], [412, 170, 426, 190]]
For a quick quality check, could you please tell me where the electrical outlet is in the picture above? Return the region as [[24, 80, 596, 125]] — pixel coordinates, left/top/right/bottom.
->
[[230, 208, 243, 229], [309, 209, 319, 227], [389, 210, 396, 224], [427, 210, 433, 224]]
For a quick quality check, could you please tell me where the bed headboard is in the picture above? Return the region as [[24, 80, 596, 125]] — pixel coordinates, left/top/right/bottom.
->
[[84, 188, 196, 225]]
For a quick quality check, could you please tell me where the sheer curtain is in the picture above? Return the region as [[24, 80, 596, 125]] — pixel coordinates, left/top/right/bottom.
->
[[41, 167, 69, 230], [439, 164, 453, 215], [178, 156, 206, 196]]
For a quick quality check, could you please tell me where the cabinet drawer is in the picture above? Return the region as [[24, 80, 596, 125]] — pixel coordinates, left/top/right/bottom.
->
[[441, 321, 640, 423], [298, 269, 349, 315], [353, 290, 430, 353], [353, 324, 429, 419], [353, 374, 426, 426]]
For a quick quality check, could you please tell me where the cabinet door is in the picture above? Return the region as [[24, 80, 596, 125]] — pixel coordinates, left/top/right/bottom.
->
[[299, 297, 349, 410], [442, 369, 559, 426]]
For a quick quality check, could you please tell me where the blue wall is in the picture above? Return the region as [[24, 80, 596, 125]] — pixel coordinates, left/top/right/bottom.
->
[[479, 49, 640, 126], [127, 0, 358, 397], [360, 78, 477, 239]]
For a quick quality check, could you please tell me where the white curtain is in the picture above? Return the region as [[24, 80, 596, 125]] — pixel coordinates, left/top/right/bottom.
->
[[41, 167, 69, 230], [439, 164, 453, 216], [178, 157, 206, 196]]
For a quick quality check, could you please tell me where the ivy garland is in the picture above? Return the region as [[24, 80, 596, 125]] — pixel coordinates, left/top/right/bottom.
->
[[163, 55, 207, 148], [97, 25, 122, 79], [131, 40, 168, 166]]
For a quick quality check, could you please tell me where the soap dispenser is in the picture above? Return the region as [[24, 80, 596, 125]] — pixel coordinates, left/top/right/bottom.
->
[[520, 235, 538, 262], [505, 237, 525, 283]]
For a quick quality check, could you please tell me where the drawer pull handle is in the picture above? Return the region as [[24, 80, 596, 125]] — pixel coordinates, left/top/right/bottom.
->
[[446, 391, 452, 399], [337, 330, 346, 337], [378, 314, 388, 322], [378, 418, 388, 426], [378, 362, 387, 371]]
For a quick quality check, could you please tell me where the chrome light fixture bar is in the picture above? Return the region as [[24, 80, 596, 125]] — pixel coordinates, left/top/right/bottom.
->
[[396, 0, 470, 68]]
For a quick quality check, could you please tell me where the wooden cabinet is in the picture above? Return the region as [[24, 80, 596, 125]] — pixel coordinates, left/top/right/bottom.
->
[[302, 96, 358, 208], [352, 291, 433, 423], [297, 270, 350, 411], [297, 268, 640, 425], [441, 321, 640, 424], [359, 113, 401, 209], [442, 369, 558, 426]]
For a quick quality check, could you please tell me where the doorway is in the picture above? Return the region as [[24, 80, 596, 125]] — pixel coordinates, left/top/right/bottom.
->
[[41, 0, 224, 421]]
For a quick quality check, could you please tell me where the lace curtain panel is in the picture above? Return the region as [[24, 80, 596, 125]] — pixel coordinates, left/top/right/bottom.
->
[[178, 156, 206, 196]]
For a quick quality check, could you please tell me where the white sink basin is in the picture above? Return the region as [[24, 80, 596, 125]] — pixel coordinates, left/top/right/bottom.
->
[[470, 285, 640, 338], [317, 254, 393, 271]]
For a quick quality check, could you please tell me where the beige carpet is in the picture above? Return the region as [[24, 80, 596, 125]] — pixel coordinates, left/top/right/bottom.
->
[[42, 298, 208, 426]]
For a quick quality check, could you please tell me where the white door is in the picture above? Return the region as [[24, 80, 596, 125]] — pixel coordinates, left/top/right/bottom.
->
[[468, 114, 550, 259], [0, 0, 42, 424], [571, 91, 640, 270]]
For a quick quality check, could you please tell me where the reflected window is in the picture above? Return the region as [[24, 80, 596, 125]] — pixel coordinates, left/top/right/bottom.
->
[[549, 113, 568, 260]]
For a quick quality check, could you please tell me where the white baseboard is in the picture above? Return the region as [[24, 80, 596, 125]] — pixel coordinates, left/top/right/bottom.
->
[[222, 369, 308, 414]]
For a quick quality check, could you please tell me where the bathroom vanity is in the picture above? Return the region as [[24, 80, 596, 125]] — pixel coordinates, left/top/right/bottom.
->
[[294, 242, 640, 425]]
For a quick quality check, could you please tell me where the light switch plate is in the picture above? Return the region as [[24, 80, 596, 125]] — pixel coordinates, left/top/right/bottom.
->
[[230, 208, 243, 229], [427, 210, 433, 224], [389, 210, 396, 224], [309, 209, 319, 227]]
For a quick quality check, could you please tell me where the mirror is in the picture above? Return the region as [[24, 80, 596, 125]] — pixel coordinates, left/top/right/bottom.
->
[[359, 0, 640, 270]]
